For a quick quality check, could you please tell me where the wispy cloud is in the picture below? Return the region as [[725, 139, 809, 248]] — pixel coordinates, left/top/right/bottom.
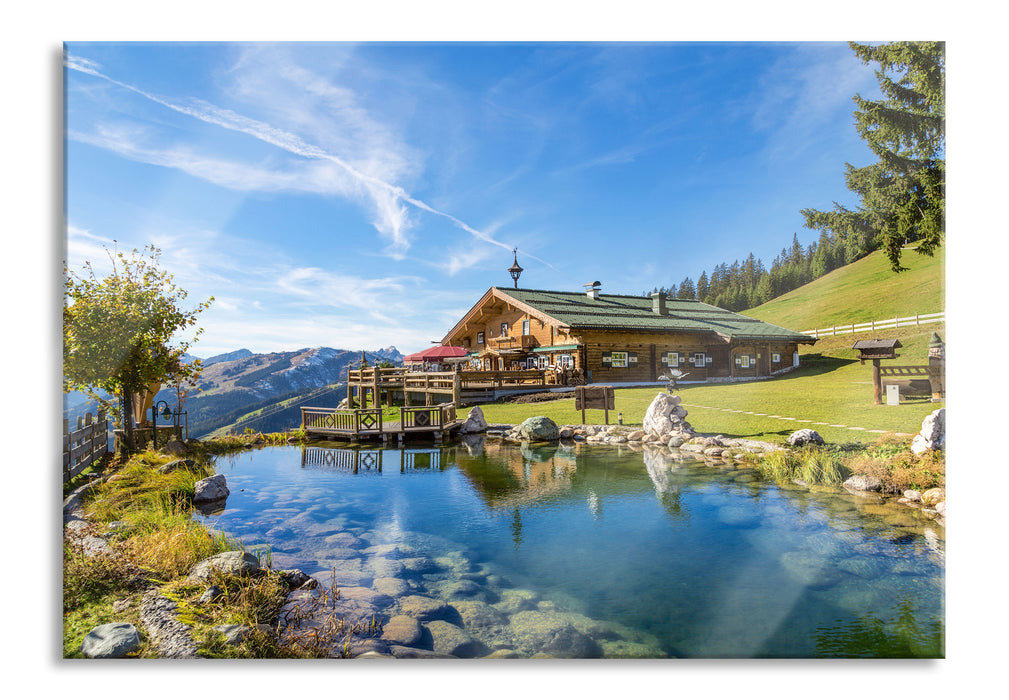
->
[[65, 52, 553, 267]]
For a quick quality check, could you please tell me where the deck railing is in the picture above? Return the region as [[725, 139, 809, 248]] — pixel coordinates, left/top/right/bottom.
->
[[300, 406, 384, 435], [458, 369, 546, 388], [400, 403, 456, 432]]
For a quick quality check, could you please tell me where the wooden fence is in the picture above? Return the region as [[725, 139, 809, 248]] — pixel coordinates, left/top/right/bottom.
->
[[803, 311, 944, 339], [63, 412, 109, 483]]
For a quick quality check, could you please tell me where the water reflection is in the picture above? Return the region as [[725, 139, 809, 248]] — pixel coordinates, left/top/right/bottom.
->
[[203, 441, 944, 658], [301, 445, 448, 473]]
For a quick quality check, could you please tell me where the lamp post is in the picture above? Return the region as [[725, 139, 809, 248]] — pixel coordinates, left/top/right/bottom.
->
[[151, 400, 172, 449], [508, 249, 523, 288]]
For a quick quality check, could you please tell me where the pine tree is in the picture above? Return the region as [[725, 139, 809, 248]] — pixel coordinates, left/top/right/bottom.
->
[[802, 41, 944, 272]]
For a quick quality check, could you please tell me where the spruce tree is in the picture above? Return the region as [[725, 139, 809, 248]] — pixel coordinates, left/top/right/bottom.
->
[[802, 41, 944, 272]]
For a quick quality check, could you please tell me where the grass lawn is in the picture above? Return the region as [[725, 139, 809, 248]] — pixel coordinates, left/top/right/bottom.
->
[[478, 323, 944, 446]]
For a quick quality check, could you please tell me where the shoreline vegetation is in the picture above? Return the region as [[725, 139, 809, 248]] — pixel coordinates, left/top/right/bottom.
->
[[63, 398, 945, 658]]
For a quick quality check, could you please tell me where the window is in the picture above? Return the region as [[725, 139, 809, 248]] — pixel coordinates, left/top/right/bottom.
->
[[522, 319, 530, 335], [662, 352, 679, 367], [611, 351, 628, 368], [557, 354, 574, 369], [692, 353, 706, 367], [772, 353, 781, 363], [739, 354, 750, 368], [536, 355, 549, 369], [501, 322, 509, 337], [477, 332, 485, 345]]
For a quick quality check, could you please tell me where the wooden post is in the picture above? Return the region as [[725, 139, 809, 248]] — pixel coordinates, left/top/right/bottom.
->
[[452, 372, 461, 407], [872, 358, 882, 405]]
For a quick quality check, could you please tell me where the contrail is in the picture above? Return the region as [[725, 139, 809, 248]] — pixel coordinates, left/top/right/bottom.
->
[[65, 54, 554, 269]]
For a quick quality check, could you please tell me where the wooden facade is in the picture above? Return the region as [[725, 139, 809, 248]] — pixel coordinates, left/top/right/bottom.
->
[[442, 286, 814, 384]]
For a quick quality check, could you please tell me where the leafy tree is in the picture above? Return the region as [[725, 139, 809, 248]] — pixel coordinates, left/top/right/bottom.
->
[[802, 41, 945, 272], [63, 245, 213, 455]]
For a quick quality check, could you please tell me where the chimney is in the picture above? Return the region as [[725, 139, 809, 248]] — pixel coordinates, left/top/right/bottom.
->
[[651, 292, 667, 315], [584, 281, 601, 300]]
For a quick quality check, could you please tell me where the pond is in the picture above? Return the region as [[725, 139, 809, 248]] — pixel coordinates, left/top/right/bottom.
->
[[197, 438, 944, 658]]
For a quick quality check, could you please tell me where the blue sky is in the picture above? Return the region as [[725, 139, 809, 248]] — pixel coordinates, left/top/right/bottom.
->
[[65, 41, 884, 357]]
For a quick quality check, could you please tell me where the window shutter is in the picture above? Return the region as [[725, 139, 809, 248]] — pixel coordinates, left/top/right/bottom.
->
[[628, 352, 638, 366], [601, 352, 612, 367]]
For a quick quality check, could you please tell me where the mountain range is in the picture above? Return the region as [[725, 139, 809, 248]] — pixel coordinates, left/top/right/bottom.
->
[[63, 346, 404, 438]]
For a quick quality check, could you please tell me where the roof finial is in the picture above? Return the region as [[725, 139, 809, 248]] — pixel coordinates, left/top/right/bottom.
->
[[508, 248, 523, 289]]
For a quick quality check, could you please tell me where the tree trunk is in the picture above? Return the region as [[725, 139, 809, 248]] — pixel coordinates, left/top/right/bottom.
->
[[121, 386, 136, 458]]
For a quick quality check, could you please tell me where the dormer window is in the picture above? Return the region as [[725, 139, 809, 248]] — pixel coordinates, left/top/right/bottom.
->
[[477, 332, 485, 345], [501, 322, 509, 337]]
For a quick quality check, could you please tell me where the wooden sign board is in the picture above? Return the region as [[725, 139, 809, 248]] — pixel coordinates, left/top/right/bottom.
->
[[575, 385, 615, 424]]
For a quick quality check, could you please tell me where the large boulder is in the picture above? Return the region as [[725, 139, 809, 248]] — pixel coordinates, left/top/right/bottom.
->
[[643, 394, 692, 438], [517, 416, 560, 441], [188, 551, 261, 582], [787, 429, 824, 447], [843, 474, 883, 493], [911, 408, 945, 455], [81, 622, 141, 658], [459, 406, 488, 434], [193, 474, 229, 503], [643, 393, 678, 436]]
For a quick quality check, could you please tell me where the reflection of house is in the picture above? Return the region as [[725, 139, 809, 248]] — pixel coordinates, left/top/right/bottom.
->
[[442, 282, 816, 383]]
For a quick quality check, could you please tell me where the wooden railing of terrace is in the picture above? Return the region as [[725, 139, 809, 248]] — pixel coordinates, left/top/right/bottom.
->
[[300, 406, 384, 439], [399, 403, 456, 433], [458, 369, 546, 388]]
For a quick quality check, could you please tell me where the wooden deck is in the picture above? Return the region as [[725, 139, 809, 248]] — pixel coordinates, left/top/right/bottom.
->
[[301, 403, 461, 444], [346, 367, 578, 407]]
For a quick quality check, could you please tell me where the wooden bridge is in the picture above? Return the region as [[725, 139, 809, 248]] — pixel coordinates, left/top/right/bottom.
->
[[301, 403, 461, 444]]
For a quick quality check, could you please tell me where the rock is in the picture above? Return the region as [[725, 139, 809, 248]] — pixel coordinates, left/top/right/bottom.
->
[[921, 487, 945, 506], [484, 649, 523, 658], [452, 600, 508, 629], [643, 393, 682, 436], [397, 595, 458, 622], [199, 585, 224, 604], [193, 474, 229, 503], [373, 576, 410, 597], [627, 430, 645, 442], [787, 429, 824, 447], [389, 645, 457, 659], [903, 490, 922, 502], [212, 624, 252, 645], [158, 458, 195, 474], [911, 408, 945, 455], [425, 620, 490, 658], [667, 436, 685, 448], [381, 615, 425, 647], [934, 501, 946, 516], [163, 439, 188, 456], [460, 406, 488, 434], [277, 569, 313, 589], [508, 610, 603, 658], [517, 416, 560, 441], [494, 588, 540, 615], [843, 474, 883, 493], [188, 551, 260, 582], [81, 622, 141, 658]]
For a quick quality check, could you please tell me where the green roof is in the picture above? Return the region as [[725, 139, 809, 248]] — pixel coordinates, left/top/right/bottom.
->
[[499, 288, 815, 343]]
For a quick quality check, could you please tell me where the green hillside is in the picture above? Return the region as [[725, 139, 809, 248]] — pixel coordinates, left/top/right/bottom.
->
[[744, 247, 944, 333]]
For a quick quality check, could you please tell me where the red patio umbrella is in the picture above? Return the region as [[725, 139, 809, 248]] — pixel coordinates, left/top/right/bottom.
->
[[404, 346, 469, 363]]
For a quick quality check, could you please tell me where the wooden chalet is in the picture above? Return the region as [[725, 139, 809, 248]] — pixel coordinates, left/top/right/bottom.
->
[[441, 283, 816, 384]]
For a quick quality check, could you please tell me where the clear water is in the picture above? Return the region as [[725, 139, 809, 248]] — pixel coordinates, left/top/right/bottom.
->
[[198, 439, 944, 658]]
